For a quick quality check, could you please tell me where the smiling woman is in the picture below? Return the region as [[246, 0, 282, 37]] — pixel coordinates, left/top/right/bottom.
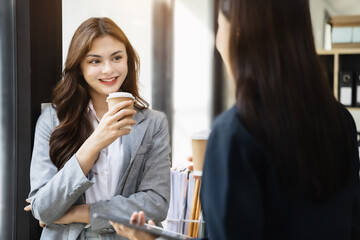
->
[[26, 17, 171, 240], [51, 17, 148, 170]]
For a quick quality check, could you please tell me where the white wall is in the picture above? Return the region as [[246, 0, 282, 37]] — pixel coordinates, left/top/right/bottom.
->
[[322, 0, 360, 16], [309, 0, 336, 49], [62, 0, 153, 106], [172, 0, 214, 168]]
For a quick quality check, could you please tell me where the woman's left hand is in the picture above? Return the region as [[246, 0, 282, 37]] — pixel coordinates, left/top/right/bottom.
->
[[110, 211, 156, 240], [24, 199, 46, 227]]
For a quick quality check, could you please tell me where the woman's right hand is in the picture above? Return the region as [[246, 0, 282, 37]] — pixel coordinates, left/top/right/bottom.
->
[[89, 100, 136, 151], [110, 211, 156, 240], [75, 100, 136, 175]]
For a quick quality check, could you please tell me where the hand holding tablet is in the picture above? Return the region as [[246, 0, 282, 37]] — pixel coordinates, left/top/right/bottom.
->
[[93, 212, 193, 240]]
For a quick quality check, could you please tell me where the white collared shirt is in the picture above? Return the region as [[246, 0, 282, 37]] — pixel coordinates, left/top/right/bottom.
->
[[85, 101, 123, 204]]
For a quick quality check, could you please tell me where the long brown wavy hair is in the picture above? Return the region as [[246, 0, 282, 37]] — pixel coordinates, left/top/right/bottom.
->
[[220, 0, 355, 201], [50, 17, 149, 170]]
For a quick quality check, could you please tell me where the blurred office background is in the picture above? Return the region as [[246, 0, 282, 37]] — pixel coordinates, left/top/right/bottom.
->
[[0, 0, 360, 239]]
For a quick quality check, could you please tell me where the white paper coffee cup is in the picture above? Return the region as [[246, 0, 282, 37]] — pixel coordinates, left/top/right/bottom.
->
[[106, 92, 135, 129]]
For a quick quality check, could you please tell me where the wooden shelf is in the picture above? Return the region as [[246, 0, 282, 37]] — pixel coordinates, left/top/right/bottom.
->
[[317, 48, 360, 55]]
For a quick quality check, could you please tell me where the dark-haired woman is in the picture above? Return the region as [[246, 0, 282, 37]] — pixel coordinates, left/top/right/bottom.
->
[[25, 17, 171, 239], [112, 0, 360, 239]]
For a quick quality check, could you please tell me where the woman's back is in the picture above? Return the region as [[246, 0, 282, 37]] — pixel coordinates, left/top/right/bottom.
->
[[201, 105, 360, 240]]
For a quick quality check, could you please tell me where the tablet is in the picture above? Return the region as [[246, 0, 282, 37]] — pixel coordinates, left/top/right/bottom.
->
[[92, 213, 193, 240]]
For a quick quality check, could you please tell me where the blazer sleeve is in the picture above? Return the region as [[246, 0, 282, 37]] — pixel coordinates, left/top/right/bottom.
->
[[89, 113, 171, 232], [28, 107, 95, 224], [200, 119, 265, 240]]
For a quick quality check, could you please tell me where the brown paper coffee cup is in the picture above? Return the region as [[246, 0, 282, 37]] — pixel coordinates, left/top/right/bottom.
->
[[191, 130, 210, 176], [106, 92, 134, 129]]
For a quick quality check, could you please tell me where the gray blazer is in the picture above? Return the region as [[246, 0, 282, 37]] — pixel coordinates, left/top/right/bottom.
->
[[28, 106, 171, 240]]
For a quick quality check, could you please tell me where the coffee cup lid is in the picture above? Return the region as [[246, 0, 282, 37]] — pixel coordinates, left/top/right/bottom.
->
[[192, 129, 211, 140], [106, 92, 134, 102]]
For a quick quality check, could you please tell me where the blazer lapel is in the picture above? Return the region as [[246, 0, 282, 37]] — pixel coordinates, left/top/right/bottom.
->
[[116, 109, 149, 192]]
